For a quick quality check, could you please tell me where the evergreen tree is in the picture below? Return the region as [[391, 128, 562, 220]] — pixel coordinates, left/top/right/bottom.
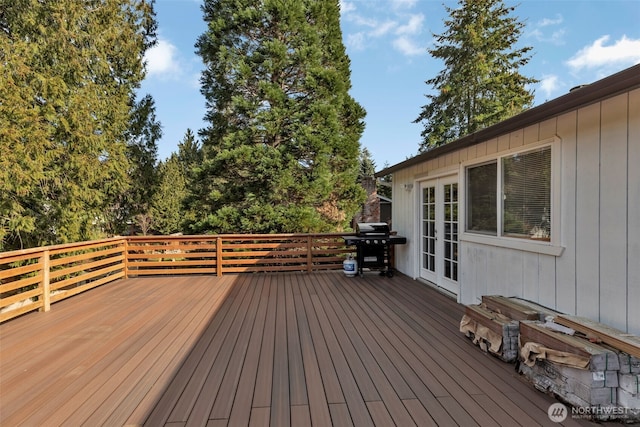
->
[[177, 129, 203, 177], [377, 162, 393, 200], [150, 156, 188, 235], [177, 129, 203, 188], [414, 0, 536, 151], [109, 93, 162, 235], [192, 0, 366, 234], [359, 147, 376, 179], [0, 0, 157, 250], [175, 129, 203, 227]]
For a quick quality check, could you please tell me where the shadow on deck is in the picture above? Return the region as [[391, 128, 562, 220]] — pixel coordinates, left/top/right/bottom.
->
[[0, 271, 602, 426]]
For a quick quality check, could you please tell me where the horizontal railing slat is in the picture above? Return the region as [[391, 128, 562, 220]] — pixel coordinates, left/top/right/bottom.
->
[[50, 270, 125, 303], [127, 260, 217, 268], [0, 274, 42, 294], [127, 268, 216, 276], [48, 241, 125, 257], [49, 246, 125, 268], [1, 287, 41, 308], [51, 262, 125, 291], [0, 252, 41, 266], [50, 254, 125, 281], [126, 252, 217, 260], [0, 300, 41, 323], [0, 262, 41, 280]]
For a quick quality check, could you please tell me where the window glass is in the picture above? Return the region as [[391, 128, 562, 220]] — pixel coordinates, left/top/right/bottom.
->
[[466, 162, 497, 234], [502, 147, 551, 240]]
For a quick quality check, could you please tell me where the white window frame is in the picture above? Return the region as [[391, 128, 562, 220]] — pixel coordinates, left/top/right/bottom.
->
[[459, 136, 564, 256]]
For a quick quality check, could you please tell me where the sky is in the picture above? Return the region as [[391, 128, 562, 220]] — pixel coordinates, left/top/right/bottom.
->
[[140, 0, 640, 170]]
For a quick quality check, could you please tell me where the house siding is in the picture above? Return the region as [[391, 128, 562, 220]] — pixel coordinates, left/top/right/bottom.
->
[[391, 88, 639, 334]]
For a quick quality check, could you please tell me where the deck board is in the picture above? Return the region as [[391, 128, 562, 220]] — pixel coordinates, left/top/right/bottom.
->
[[0, 271, 610, 426]]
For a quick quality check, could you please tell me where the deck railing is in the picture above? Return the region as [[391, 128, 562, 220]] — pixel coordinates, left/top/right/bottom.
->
[[0, 233, 353, 322]]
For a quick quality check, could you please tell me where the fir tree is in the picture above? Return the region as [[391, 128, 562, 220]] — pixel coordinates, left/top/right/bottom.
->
[[176, 129, 203, 227], [177, 128, 203, 179], [191, 0, 366, 234], [377, 162, 393, 200], [0, 0, 157, 249], [150, 156, 188, 235], [414, 0, 536, 151], [359, 147, 376, 180], [109, 93, 162, 235]]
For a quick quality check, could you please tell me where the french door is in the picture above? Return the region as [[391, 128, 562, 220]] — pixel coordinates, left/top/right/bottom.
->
[[420, 176, 459, 295]]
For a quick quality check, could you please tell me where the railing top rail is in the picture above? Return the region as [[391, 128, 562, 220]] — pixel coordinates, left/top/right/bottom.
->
[[1, 233, 357, 258], [0, 237, 126, 260], [125, 232, 354, 241]]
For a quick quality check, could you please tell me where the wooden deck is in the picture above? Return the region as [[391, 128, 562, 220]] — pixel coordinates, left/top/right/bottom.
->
[[0, 271, 603, 426]]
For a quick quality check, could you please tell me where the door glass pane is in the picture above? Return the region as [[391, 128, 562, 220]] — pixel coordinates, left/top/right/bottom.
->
[[443, 183, 458, 282], [422, 185, 436, 273]]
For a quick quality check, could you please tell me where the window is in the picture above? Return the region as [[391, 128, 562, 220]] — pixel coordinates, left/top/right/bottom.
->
[[466, 162, 497, 235], [502, 147, 551, 240], [465, 145, 553, 242]]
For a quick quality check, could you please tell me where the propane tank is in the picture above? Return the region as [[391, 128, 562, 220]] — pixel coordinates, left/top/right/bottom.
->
[[343, 255, 357, 277]]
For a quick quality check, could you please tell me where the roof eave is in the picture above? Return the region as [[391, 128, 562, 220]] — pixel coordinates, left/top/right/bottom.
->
[[375, 64, 640, 177]]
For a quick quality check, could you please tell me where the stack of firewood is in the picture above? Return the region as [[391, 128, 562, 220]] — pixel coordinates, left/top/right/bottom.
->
[[460, 295, 544, 362], [517, 315, 640, 422], [460, 296, 640, 422]]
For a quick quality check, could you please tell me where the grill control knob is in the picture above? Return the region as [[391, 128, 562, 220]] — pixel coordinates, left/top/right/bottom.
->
[[381, 239, 386, 244], [365, 239, 370, 244]]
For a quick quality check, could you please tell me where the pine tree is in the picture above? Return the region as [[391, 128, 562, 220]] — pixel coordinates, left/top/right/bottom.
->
[[175, 129, 203, 227], [377, 162, 393, 200], [109, 93, 162, 235], [0, 0, 157, 250], [150, 156, 188, 235], [176, 128, 203, 179], [359, 147, 376, 180], [192, 0, 366, 234], [414, 0, 537, 151]]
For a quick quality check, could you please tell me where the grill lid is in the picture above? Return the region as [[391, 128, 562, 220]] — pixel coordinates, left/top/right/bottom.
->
[[356, 222, 390, 236]]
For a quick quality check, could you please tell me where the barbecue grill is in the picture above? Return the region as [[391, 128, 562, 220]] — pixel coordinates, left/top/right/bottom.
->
[[343, 223, 407, 277]]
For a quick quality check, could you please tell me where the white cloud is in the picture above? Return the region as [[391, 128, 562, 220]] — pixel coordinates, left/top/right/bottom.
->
[[339, 0, 356, 15], [144, 39, 182, 79], [347, 32, 367, 51], [340, 1, 425, 57], [390, 0, 417, 9], [395, 14, 424, 36], [538, 14, 563, 27], [350, 14, 379, 29], [392, 36, 423, 56], [539, 75, 560, 99], [370, 21, 397, 37], [528, 14, 565, 45], [566, 35, 640, 71]]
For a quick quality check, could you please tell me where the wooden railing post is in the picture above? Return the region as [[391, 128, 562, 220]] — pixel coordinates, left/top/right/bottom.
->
[[216, 236, 223, 276], [40, 250, 51, 312], [306, 235, 313, 273], [123, 239, 129, 279]]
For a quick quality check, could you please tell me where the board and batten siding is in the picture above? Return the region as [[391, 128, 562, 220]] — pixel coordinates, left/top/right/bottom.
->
[[391, 88, 639, 334]]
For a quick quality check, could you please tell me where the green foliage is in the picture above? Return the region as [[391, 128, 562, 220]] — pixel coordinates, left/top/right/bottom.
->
[[191, 0, 366, 234], [109, 93, 162, 235], [0, 0, 157, 250], [359, 147, 376, 179], [414, 0, 537, 151], [150, 156, 188, 235], [377, 162, 393, 200], [176, 129, 203, 178]]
